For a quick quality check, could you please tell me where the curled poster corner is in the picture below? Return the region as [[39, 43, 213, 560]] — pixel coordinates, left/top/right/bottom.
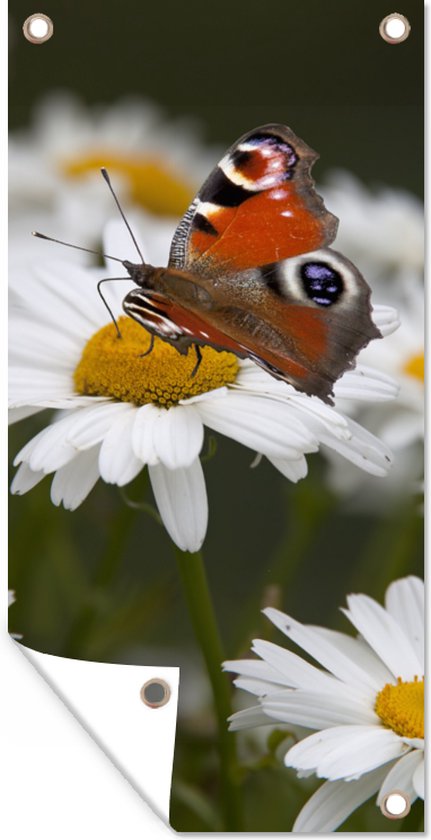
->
[[15, 641, 179, 825]]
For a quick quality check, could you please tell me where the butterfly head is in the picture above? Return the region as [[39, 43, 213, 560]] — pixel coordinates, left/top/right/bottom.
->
[[123, 259, 156, 288]]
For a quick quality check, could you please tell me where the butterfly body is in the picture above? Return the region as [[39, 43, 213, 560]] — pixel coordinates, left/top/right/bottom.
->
[[122, 124, 381, 404]]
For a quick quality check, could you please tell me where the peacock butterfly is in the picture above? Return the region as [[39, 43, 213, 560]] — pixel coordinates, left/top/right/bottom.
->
[[36, 123, 381, 404], [121, 123, 380, 404]]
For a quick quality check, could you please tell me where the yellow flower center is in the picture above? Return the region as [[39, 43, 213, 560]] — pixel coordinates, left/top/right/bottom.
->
[[61, 152, 195, 216], [375, 676, 424, 739], [73, 316, 239, 408], [403, 351, 424, 383]]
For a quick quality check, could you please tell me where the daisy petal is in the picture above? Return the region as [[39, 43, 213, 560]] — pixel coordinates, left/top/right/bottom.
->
[[377, 749, 423, 805], [293, 765, 390, 833], [371, 304, 400, 336], [50, 447, 100, 510], [285, 725, 407, 780], [228, 705, 275, 731], [103, 217, 148, 269], [8, 405, 44, 424], [334, 366, 398, 402], [321, 418, 393, 476], [278, 403, 353, 450], [9, 367, 75, 401], [266, 454, 308, 482], [234, 366, 354, 441], [132, 404, 161, 465], [9, 315, 82, 370], [233, 676, 285, 696], [403, 737, 424, 750], [196, 393, 317, 459], [223, 657, 291, 687], [11, 462, 46, 495], [152, 404, 204, 469], [11, 261, 106, 338], [14, 414, 78, 473], [251, 638, 343, 694], [412, 754, 424, 798], [308, 626, 394, 688], [263, 608, 380, 693], [384, 577, 424, 669], [148, 458, 208, 552], [263, 689, 378, 729], [66, 402, 131, 449], [180, 387, 228, 405], [343, 593, 423, 681], [98, 408, 143, 486]]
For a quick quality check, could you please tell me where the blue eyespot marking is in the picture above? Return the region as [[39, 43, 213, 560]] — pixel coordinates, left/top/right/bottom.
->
[[300, 262, 343, 306]]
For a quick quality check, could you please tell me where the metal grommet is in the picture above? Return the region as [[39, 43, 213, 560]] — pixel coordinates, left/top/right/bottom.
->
[[379, 13, 411, 44], [23, 13, 54, 44], [140, 678, 171, 708], [380, 790, 411, 819]]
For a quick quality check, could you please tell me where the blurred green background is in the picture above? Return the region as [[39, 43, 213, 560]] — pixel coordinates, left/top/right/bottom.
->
[[9, 0, 423, 832]]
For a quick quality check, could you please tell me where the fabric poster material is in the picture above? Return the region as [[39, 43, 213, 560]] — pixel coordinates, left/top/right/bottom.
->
[[9, 0, 424, 833]]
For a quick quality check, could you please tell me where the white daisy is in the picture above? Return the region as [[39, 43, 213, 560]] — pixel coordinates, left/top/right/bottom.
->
[[326, 281, 423, 504], [9, 216, 398, 553], [336, 274, 423, 448], [224, 576, 424, 832], [322, 174, 424, 430], [321, 171, 424, 282], [318, 174, 424, 504], [9, 93, 218, 264], [332, 275, 423, 501]]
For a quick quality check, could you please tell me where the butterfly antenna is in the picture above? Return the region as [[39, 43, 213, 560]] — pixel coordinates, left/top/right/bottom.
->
[[100, 168, 145, 264], [31, 231, 124, 264]]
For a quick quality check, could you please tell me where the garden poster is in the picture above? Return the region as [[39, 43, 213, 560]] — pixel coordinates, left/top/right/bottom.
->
[[9, 0, 424, 833]]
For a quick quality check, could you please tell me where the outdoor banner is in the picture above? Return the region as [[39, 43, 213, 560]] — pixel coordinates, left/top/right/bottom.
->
[[9, 1, 424, 832]]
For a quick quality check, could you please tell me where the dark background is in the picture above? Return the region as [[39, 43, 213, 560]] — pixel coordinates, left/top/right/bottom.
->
[[9, 0, 424, 832], [10, 0, 423, 195]]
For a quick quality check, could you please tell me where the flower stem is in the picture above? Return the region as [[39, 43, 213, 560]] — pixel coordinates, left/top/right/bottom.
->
[[175, 549, 243, 831]]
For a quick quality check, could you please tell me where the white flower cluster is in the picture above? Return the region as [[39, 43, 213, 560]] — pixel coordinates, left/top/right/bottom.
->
[[9, 93, 218, 265], [224, 576, 424, 832], [9, 220, 398, 552], [321, 173, 424, 504], [9, 97, 420, 550]]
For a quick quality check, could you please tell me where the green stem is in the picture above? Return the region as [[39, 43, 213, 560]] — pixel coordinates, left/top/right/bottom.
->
[[175, 549, 243, 831]]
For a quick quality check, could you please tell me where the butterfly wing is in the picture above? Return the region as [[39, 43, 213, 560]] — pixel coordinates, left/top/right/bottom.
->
[[221, 248, 381, 400], [124, 246, 380, 404], [125, 123, 380, 403], [168, 123, 338, 273], [123, 286, 249, 358]]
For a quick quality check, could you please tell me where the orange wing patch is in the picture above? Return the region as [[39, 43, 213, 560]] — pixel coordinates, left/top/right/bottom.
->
[[169, 125, 338, 274], [190, 186, 332, 272]]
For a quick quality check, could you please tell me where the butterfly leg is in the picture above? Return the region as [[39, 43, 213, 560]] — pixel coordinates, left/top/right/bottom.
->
[[191, 344, 202, 378], [139, 334, 155, 358]]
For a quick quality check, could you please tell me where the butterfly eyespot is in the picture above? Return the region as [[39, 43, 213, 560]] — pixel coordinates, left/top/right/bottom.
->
[[300, 261, 344, 307], [231, 148, 253, 168]]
